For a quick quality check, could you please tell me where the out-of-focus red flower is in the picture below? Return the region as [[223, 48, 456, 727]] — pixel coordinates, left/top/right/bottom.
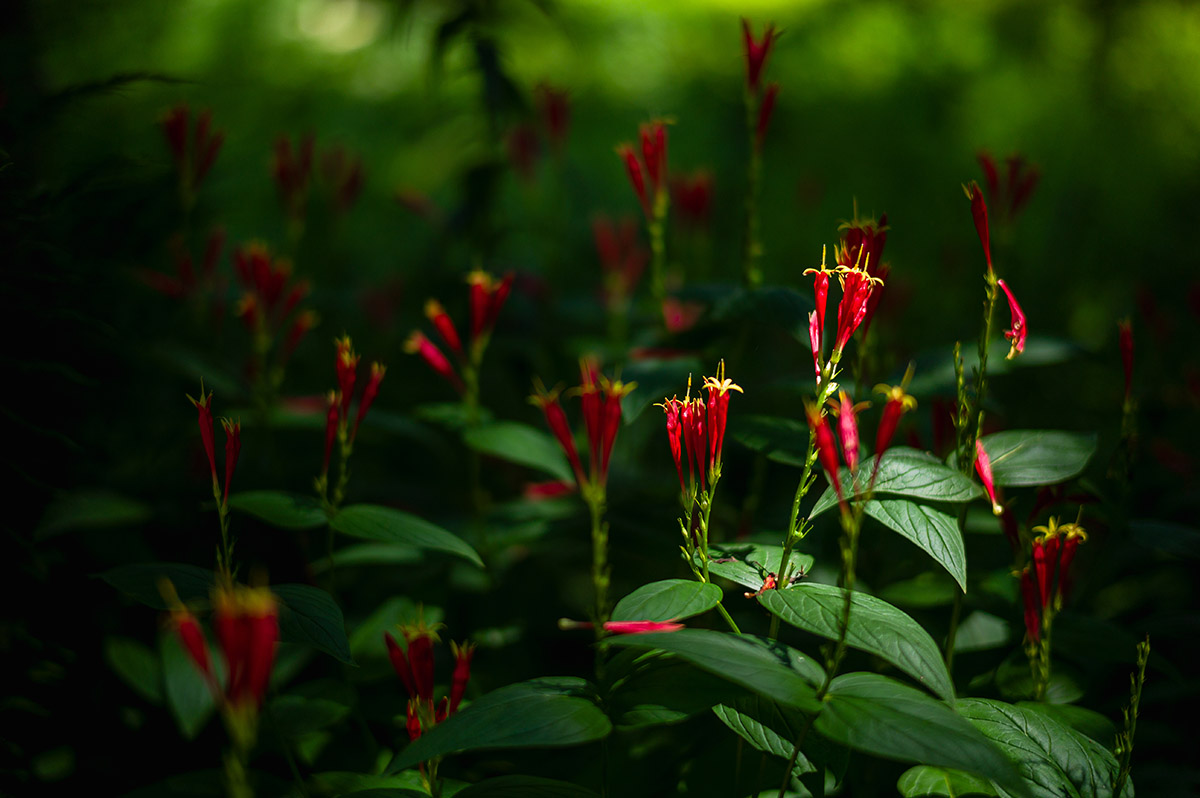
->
[[424, 299, 463, 359], [467, 270, 515, 346], [559, 618, 685, 634], [1019, 567, 1040, 642], [506, 123, 540, 182], [231, 242, 312, 343], [535, 83, 570, 155], [594, 214, 648, 306], [273, 133, 315, 221], [161, 105, 224, 194], [352, 362, 386, 443], [807, 401, 843, 507], [320, 144, 364, 215], [405, 331, 463, 394], [756, 82, 779, 152], [187, 384, 218, 489], [740, 18, 778, 94], [618, 144, 649, 218], [997, 278, 1027, 360], [963, 181, 992, 273], [385, 618, 471, 740], [448, 641, 475, 714], [830, 391, 866, 474], [974, 439, 1003, 516], [618, 121, 669, 219], [1118, 318, 1134, 402], [321, 390, 339, 477], [213, 584, 279, 714], [670, 171, 713, 231], [523, 480, 576, 501], [977, 151, 1040, 224], [662, 298, 704, 332], [220, 418, 241, 507]]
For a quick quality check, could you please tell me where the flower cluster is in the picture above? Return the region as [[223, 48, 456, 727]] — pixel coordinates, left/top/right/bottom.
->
[[977, 151, 1040, 225], [593, 214, 648, 309], [187, 384, 241, 509], [741, 19, 780, 152], [170, 582, 278, 747], [141, 227, 226, 303], [272, 133, 315, 222], [532, 360, 636, 492], [319, 144, 365, 216], [657, 361, 743, 498], [618, 120, 668, 220], [384, 621, 475, 742], [671, 170, 713, 231], [1019, 516, 1087, 642], [406, 270, 513, 394], [232, 242, 317, 370], [836, 213, 890, 338], [805, 245, 885, 379], [964, 182, 1028, 359], [320, 336, 386, 479], [161, 105, 224, 197]]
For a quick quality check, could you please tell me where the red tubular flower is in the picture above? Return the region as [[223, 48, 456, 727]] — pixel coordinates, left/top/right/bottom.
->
[[1019, 568, 1041, 643], [755, 82, 779, 152], [808, 311, 822, 381], [741, 18, 777, 93], [702, 362, 743, 474], [806, 402, 843, 504], [187, 385, 218, 488], [1119, 318, 1134, 402], [640, 121, 667, 197], [964, 181, 992, 273], [657, 397, 686, 494], [1031, 536, 1050, 609], [873, 368, 917, 462], [997, 279, 1027, 360], [273, 133, 315, 219], [220, 418, 241, 507], [162, 106, 189, 169], [405, 699, 422, 741], [832, 266, 881, 360], [577, 359, 604, 478], [405, 631, 436, 705], [681, 397, 707, 492], [804, 250, 832, 341], [978, 152, 1000, 206], [352, 362, 386, 442], [605, 620, 685, 634], [530, 382, 586, 487], [974, 439, 1003, 516], [535, 83, 570, 154], [670, 171, 713, 231], [384, 631, 416, 698], [618, 144, 649, 217], [173, 610, 213, 683], [467, 270, 514, 344], [523, 480, 575, 501], [448, 641, 475, 714], [213, 585, 278, 711], [1057, 530, 1085, 603], [424, 299, 462, 358], [598, 376, 635, 486], [405, 331, 463, 394], [834, 391, 863, 474], [334, 336, 359, 420], [594, 214, 648, 303], [321, 390, 339, 477]]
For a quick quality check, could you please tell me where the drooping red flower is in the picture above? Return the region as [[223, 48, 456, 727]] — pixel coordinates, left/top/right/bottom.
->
[[997, 278, 1027, 360], [974, 439, 1003, 516], [740, 18, 778, 94], [406, 331, 464, 394], [964, 181, 992, 273], [1118, 318, 1134, 402]]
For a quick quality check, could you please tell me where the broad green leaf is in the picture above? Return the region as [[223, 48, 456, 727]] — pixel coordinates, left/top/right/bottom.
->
[[270, 680, 353, 736], [898, 766, 999, 796], [611, 579, 722, 623], [862, 499, 967, 591], [1016, 703, 1118, 750], [731, 415, 811, 467], [607, 653, 744, 727], [954, 612, 1010, 653], [348, 597, 443, 663], [701, 542, 815, 591], [311, 542, 423, 573], [454, 775, 601, 797], [415, 402, 493, 430], [105, 637, 163, 704], [272, 584, 354, 665], [386, 678, 611, 774], [36, 490, 151, 540], [463, 422, 573, 482], [818, 674, 1025, 797], [714, 285, 814, 342], [159, 628, 215, 739], [880, 573, 959, 608], [712, 696, 816, 776], [812, 448, 982, 517], [606, 630, 824, 713], [977, 431, 1098, 487], [308, 770, 429, 795], [99, 562, 215, 609], [996, 658, 1083, 704], [760, 583, 955, 702], [957, 698, 1131, 798], [332, 505, 482, 567], [228, 491, 328, 530]]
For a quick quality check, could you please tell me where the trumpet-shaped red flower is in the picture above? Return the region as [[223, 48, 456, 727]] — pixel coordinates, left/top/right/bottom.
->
[[804, 248, 834, 353], [467, 270, 515, 345], [831, 391, 867, 474], [559, 618, 685, 634], [741, 19, 778, 94], [670, 171, 713, 231], [424, 299, 462, 358], [619, 121, 669, 219], [658, 396, 685, 494], [335, 335, 359, 420], [213, 585, 279, 713], [703, 361, 744, 475], [1119, 318, 1134, 402], [531, 381, 587, 487], [873, 367, 917, 461], [618, 144, 649, 217], [231, 243, 312, 346], [837, 213, 890, 335], [1032, 516, 1088, 606], [187, 384, 218, 488], [406, 331, 464, 394], [964, 180, 992, 273], [974, 439, 1003, 516], [997, 279, 1027, 360], [1019, 567, 1041, 642], [832, 266, 882, 361], [321, 390, 339, 477], [533, 364, 635, 491], [448, 641, 476, 714], [352, 362, 386, 442], [808, 311, 822, 382], [384, 619, 473, 740], [807, 401, 843, 505]]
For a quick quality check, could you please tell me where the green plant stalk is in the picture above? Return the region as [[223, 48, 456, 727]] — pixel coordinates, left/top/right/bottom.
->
[[224, 743, 253, 798], [214, 480, 234, 581], [944, 504, 969, 672], [1029, 606, 1054, 701], [648, 193, 668, 302], [1113, 636, 1150, 796], [586, 488, 610, 635], [693, 472, 743, 634], [743, 91, 763, 289]]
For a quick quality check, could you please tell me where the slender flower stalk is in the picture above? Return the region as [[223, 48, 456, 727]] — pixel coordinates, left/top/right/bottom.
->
[[619, 121, 670, 300], [187, 384, 240, 577], [315, 338, 385, 513], [741, 18, 779, 288]]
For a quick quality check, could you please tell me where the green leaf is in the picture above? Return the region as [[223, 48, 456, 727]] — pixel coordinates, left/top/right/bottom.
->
[[36, 490, 151, 540], [898, 766, 999, 796], [760, 583, 954, 702], [269, 681, 353, 736], [159, 628, 216, 739], [311, 542, 423, 573], [272, 584, 354, 665], [454, 776, 601, 797], [957, 698, 1131, 798], [812, 448, 983, 517], [977, 431, 1098, 487], [105, 636, 163, 704], [818, 674, 1025, 797], [463, 422, 573, 482], [954, 612, 1010, 653], [331, 505, 483, 567], [1016, 703, 1118, 750], [611, 580, 722, 623], [880, 573, 959, 608], [607, 653, 745, 727], [348, 597, 443, 663], [308, 770, 429, 795], [386, 678, 611, 774], [715, 285, 814, 342], [99, 562, 215, 610], [731, 415, 811, 467], [712, 696, 816, 776], [227, 491, 328, 530], [862, 499, 967, 591], [701, 542, 815, 591], [606, 630, 824, 713]]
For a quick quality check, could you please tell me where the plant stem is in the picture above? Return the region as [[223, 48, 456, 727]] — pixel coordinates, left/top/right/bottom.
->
[[1113, 636, 1150, 796], [649, 204, 667, 303], [587, 491, 610, 634], [743, 91, 763, 289], [777, 713, 817, 798]]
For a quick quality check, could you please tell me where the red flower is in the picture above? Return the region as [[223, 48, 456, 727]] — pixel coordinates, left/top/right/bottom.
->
[[964, 181, 992, 273], [161, 105, 224, 192], [531, 381, 586, 487], [702, 362, 744, 476], [807, 402, 843, 506], [617, 144, 649, 217], [640, 121, 667, 196], [974, 439, 1003, 516], [832, 266, 881, 361], [837, 213, 889, 335], [533, 365, 635, 491], [1019, 567, 1041, 643], [335, 336, 359, 420], [832, 391, 865, 474], [467, 270, 514, 345], [405, 331, 464, 394], [321, 390, 339, 477], [1032, 516, 1087, 605], [997, 278, 1027, 359], [319, 144, 364, 214], [424, 299, 463, 359], [807, 311, 822, 382], [273, 133, 315, 221], [559, 618, 685, 634], [670, 171, 713, 231], [873, 367, 917, 463], [506, 123, 540, 182], [594, 214, 647, 304], [662, 298, 704, 333], [978, 151, 1040, 223], [535, 83, 570, 154], [448, 641, 476, 714], [352, 362, 386, 442], [187, 384, 218, 489], [756, 82, 779, 153], [211, 584, 279, 712], [657, 396, 686, 494], [1118, 318, 1134, 402], [740, 18, 778, 94], [220, 418, 241, 508], [172, 609, 214, 688], [523, 480, 576, 501]]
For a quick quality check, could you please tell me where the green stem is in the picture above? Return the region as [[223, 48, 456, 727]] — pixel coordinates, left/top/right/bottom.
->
[[1113, 636, 1150, 796], [744, 91, 763, 289], [777, 713, 818, 798], [649, 198, 668, 303]]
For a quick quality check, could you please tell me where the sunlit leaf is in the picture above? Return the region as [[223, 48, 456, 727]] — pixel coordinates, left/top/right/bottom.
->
[[331, 505, 482, 567], [812, 448, 982, 517], [463, 422, 573, 483], [862, 499, 967, 591], [228, 491, 328, 530], [611, 579, 722, 623], [897, 765, 999, 796]]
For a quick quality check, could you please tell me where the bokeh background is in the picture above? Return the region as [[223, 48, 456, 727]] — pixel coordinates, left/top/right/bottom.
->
[[4, 0, 1199, 794]]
